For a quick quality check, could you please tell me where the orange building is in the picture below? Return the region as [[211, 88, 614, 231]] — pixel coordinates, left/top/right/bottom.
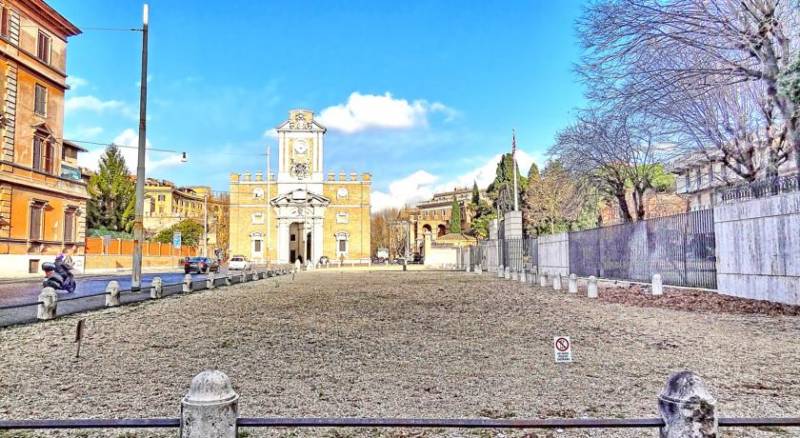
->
[[0, 0, 87, 275]]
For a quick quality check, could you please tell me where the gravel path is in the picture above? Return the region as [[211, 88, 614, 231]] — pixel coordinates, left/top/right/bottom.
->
[[1, 270, 798, 437]]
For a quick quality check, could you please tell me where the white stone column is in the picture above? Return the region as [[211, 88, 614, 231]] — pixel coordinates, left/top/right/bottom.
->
[[312, 217, 324, 266], [277, 219, 290, 264]]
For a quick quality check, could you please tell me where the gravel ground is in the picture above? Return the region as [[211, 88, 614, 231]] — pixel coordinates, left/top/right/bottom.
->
[[1, 270, 799, 438]]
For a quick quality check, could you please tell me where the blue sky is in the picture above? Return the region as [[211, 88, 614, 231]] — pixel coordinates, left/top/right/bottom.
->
[[51, 0, 587, 210]]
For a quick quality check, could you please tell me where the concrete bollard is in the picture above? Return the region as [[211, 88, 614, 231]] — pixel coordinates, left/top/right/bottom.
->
[[652, 273, 663, 296], [539, 272, 548, 287], [553, 274, 562, 291], [183, 274, 192, 293], [511, 269, 518, 281], [180, 370, 239, 438], [105, 280, 120, 307], [150, 277, 163, 299], [658, 371, 717, 437], [497, 265, 504, 278], [504, 266, 511, 280], [37, 287, 58, 320], [587, 276, 598, 298], [519, 269, 527, 283], [206, 272, 216, 289], [568, 274, 577, 294]]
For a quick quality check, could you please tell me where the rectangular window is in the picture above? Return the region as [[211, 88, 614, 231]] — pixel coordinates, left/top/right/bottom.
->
[[338, 239, 347, 253], [34, 84, 47, 115], [36, 31, 50, 64], [29, 203, 43, 240], [158, 195, 165, 201], [684, 174, 690, 191], [253, 240, 262, 252], [63, 209, 75, 242], [32, 137, 42, 171]]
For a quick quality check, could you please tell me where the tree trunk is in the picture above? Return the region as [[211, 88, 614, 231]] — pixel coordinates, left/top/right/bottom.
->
[[616, 192, 634, 222], [633, 188, 646, 221]]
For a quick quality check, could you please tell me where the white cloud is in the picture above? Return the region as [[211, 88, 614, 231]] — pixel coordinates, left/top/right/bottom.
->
[[371, 150, 541, 212], [65, 95, 136, 118], [318, 92, 456, 134], [262, 128, 278, 139], [66, 76, 88, 91], [78, 128, 184, 173]]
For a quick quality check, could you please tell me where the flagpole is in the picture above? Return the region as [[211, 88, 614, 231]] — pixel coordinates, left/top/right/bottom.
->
[[512, 129, 519, 212]]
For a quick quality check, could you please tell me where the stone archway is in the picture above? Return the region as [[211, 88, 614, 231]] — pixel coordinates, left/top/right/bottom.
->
[[422, 224, 432, 234], [437, 224, 447, 237]]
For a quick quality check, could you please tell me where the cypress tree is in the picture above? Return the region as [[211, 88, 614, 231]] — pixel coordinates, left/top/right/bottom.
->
[[471, 181, 480, 206], [449, 196, 462, 234]]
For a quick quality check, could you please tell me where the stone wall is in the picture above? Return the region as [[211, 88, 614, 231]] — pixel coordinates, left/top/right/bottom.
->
[[537, 232, 569, 277], [714, 192, 800, 305]]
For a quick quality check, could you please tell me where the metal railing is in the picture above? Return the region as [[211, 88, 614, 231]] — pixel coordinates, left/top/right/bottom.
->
[[718, 173, 800, 204]]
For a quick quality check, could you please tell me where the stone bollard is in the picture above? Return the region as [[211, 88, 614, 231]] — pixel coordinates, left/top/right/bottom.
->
[[224, 275, 232, 286], [497, 265, 504, 278], [553, 274, 562, 291], [206, 273, 215, 289], [150, 277, 163, 299], [504, 266, 511, 280], [240, 272, 247, 283], [587, 275, 598, 298], [652, 273, 663, 296], [183, 274, 192, 293], [180, 370, 239, 438], [37, 287, 58, 320], [539, 272, 548, 287], [511, 269, 518, 281], [519, 269, 527, 283], [475, 264, 482, 274], [568, 274, 577, 294], [658, 371, 717, 438], [105, 280, 120, 307]]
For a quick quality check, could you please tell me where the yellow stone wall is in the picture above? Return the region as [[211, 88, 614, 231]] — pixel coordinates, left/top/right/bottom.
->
[[228, 172, 371, 263]]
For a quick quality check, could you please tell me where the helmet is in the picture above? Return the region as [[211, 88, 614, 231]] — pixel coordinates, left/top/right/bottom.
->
[[42, 262, 56, 272], [55, 254, 64, 262]]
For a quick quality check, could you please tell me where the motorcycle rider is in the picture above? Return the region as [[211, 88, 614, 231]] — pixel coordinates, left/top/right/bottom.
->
[[54, 253, 76, 293], [41, 262, 65, 290]]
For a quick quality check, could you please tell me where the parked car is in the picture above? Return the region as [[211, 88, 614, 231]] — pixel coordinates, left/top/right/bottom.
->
[[184, 257, 220, 274], [228, 256, 250, 271]]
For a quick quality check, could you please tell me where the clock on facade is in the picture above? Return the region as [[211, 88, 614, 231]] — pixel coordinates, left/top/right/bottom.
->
[[294, 140, 308, 154], [337, 187, 348, 198]]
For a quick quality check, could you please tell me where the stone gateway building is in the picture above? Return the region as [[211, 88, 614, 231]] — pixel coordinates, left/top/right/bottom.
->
[[229, 109, 371, 265]]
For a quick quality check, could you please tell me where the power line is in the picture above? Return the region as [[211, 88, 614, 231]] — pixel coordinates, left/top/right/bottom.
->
[[61, 138, 182, 154]]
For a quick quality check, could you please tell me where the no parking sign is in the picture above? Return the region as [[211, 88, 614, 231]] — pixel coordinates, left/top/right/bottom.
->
[[554, 336, 573, 363]]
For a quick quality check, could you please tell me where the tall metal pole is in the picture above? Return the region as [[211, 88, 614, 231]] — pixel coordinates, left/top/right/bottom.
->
[[131, 3, 149, 290], [202, 194, 208, 257], [266, 144, 271, 265], [512, 129, 519, 212]]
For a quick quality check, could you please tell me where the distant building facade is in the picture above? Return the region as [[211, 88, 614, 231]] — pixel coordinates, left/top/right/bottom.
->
[[0, 0, 87, 275], [671, 150, 799, 210], [143, 179, 229, 257], [229, 109, 371, 264]]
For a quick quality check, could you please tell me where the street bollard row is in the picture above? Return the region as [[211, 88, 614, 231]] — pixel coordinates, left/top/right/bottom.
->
[[36, 267, 293, 322], [468, 261, 666, 301], [177, 369, 719, 437]]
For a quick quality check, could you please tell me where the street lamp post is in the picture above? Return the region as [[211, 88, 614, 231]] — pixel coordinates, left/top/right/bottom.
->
[[131, 3, 149, 291]]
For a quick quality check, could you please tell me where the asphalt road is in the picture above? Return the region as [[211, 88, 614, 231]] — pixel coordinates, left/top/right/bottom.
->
[[0, 270, 233, 327]]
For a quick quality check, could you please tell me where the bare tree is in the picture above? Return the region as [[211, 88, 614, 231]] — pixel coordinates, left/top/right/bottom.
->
[[579, 0, 800, 170], [550, 110, 674, 221], [665, 80, 791, 181]]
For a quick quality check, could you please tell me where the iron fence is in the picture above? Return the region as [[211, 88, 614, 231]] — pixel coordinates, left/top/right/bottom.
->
[[718, 173, 800, 204], [569, 209, 716, 288]]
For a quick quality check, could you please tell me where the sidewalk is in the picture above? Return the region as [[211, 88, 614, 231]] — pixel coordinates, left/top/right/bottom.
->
[[0, 266, 184, 284]]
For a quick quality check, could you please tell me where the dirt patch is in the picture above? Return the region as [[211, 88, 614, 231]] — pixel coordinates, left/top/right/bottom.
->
[[598, 283, 800, 316], [1, 270, 799, 438]]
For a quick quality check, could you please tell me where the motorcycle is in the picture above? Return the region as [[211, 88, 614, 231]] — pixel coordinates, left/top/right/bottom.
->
[[41, 261, 76, 293]]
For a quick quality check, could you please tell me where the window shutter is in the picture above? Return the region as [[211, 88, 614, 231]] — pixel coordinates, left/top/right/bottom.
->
[[29, 205, 42, 240], [32, 137, 42, 171], [64, 210, 74, 242]]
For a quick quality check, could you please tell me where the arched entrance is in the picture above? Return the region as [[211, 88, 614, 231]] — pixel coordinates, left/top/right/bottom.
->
[[422, 224, 432, 234], [437, 224, 447, 237]]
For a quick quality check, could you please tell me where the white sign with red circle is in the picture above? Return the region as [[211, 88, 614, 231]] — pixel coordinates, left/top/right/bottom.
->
[[554, 336, 573, 363]]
